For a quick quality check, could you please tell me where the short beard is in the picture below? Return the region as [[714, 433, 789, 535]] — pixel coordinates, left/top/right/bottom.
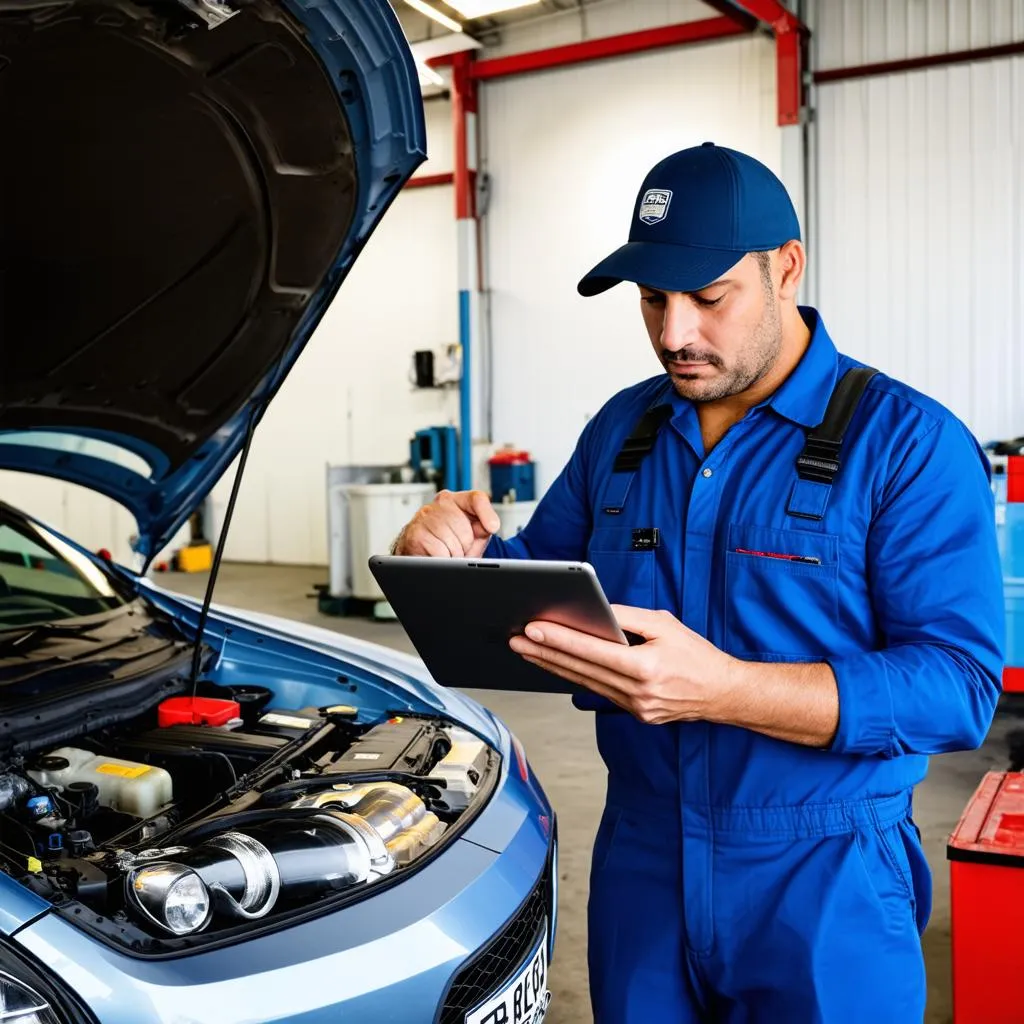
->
[[664, 254, 782, 403]]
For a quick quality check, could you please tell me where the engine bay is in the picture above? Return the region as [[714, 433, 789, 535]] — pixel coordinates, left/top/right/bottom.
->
[[0, 684, 496, 953]]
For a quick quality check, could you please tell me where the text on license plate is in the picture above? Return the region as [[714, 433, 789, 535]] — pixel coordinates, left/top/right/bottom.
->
[[465, 928, 550, 1024]]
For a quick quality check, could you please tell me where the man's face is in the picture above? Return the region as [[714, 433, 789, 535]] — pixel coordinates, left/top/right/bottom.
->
[[639, 252, 782, 403]]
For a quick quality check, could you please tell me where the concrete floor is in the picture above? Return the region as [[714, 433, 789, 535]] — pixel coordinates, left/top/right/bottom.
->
[[158, 563, 1020, 1024]]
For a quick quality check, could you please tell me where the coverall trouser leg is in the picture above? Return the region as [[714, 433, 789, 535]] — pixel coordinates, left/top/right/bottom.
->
[[587, 803, 705, 1023], [587, 794, 930, 1024]]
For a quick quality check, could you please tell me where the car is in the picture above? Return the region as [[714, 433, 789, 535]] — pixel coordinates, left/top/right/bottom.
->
[[0, 0, 557, 1021]]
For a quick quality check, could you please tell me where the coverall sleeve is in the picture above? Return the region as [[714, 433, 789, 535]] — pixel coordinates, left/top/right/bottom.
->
[[483, 417, 599, 563], [827, 416, 1005, 758]]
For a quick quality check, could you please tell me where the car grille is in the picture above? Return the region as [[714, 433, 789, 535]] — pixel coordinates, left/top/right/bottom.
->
[[436, 848, 554, 1024]]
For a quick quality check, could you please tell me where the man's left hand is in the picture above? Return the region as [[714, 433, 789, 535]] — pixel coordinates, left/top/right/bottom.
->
[[508, 605, 738, 725]]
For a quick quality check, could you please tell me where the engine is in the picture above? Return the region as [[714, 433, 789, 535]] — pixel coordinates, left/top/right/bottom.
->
[[0, 689, 495, 950]]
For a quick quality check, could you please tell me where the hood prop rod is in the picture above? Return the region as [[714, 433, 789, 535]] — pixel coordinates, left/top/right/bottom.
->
[[187, 408, 259, 700]]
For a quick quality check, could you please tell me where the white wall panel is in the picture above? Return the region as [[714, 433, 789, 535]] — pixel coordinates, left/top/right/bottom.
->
[[0, 473, 141, 565], [815, 55, 1024, 443], [482, 34, 780, 490], [814, 0, 1024, 70]]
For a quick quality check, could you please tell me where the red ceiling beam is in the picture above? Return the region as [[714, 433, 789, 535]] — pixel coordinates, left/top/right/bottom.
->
[[723, 0, 801, 34], [814, 39, 1024, 83], [405, 172, 455, 189], [425, 7, 805, 125], [463, 16, 752, 81], [722, 1, 807, 126]]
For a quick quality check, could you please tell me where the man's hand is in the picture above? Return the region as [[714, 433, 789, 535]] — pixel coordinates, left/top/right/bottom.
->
[[509, 605, 840, 746], [392, 490, 502, 558], [509, 605, 733, 725]]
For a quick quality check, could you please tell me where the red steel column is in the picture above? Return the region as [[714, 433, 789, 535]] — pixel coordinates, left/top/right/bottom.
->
[[722, 0, 807, 125]]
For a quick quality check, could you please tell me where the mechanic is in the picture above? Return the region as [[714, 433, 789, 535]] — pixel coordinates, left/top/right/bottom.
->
[[391, 142, 1004, 1022]]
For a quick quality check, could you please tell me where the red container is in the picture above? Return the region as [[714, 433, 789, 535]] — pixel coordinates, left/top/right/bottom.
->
[[948, 771, 1024, 1023], [488, 448, 531, 466], [158, 696, 240, 728], [1006, 455, 1024, 503], [1003, 667, 1024, 693]]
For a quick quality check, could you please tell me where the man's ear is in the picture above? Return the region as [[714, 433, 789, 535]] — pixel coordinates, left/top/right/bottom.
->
[[777, 240, 806, 300]]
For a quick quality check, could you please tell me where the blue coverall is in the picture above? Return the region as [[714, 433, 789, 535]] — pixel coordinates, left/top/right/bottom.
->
[[485, 307, 1004, 1022]]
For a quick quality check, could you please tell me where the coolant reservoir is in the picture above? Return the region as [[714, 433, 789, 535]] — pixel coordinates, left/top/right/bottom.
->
[[27, 747, 172, 818]]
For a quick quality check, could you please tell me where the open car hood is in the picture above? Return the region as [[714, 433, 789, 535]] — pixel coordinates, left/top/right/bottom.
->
[[0, 0, 425, 561]]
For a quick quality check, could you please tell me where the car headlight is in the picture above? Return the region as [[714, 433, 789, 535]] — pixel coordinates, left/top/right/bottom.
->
[[0, 969, 60, 1023], [0, 941, 97, 1024], [127, 862, 211, 936]]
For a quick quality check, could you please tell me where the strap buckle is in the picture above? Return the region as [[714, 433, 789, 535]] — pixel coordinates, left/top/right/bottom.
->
[[796, 437, 842, 484]]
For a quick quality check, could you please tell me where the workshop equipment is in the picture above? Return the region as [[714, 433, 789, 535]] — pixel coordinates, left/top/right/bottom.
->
[[1005, 578, 1024, 695], [410, 426, 459, 492], [345, 483, 435, 604], [986, 440, 1024, 573], [325, 464, 405, 607], [985, 441, 1024, 693], [948, 771, 1024, 1023], [489, 447, 535, 502], [174, 541, 213, 573]]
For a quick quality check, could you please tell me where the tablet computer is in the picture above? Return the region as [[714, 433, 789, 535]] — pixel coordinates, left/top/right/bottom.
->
[[367, 555, 627, 693]]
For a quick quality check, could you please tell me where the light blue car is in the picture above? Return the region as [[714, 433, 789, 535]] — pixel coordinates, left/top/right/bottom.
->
[[0, 0, 557, 1020]]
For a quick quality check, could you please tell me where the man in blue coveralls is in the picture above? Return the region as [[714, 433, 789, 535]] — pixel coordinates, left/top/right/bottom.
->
[[393, 143, 1004, 1022]]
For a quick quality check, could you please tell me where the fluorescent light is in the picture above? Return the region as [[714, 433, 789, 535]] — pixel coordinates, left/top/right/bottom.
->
[[403, 0, 463, 33], [409, 33, 482, 62], [416, 59, 446, 87], [444, 0, 542, 17]]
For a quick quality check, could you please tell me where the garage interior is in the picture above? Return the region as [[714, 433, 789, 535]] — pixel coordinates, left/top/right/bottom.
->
[[2, 0, 1024, 1021]]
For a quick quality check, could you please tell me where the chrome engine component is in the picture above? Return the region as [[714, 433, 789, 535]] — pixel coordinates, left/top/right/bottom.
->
[[0, 773, 31, 812], [293, 782, 447, 866], [123, 782, 445, 933], [431, 729, 489, 813], [203, 832, 282, 920], [126, 862, 211, 936]]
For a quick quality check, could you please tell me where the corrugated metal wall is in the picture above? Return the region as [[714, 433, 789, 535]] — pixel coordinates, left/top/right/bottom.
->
[[815, 0, 1024, 68], [813, 0, 1024, 443], [482, 31, 780, 491]]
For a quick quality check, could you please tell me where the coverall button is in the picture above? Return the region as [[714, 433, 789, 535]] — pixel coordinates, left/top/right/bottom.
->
[[702, 468, 713, 478]]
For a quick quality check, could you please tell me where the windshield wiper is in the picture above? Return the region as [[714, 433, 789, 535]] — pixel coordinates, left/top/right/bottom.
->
[[0, 621, 106, 655]]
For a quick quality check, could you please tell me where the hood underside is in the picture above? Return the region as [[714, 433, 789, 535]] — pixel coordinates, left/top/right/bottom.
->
[[0, 0, 425, 559]]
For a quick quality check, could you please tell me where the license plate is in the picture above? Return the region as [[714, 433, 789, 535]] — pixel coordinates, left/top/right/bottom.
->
[[465, 925, 551, 1024]]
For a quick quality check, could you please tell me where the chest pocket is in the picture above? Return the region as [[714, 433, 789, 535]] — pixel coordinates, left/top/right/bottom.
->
[[586, 526, 657, 610], [724, 523, 839, 662]]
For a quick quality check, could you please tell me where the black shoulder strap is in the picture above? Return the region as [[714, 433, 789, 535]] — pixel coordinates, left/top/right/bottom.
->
[[612, 403, 674, 473], [600, 382, 674, 515], [796, 367, 878, 485]]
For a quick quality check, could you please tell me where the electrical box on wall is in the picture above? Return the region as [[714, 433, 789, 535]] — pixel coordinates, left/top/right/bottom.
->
[[411, 345, 461, 389]]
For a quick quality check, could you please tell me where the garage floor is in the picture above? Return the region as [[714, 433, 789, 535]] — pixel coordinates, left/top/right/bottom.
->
[[159, 563, 1018, 1024]]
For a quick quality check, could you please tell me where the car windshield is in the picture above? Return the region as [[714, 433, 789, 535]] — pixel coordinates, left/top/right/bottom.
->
[[0, 508, 128, 630]]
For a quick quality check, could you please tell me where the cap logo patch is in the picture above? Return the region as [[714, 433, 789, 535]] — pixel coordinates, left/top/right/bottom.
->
[[638, 188, 672, 225]]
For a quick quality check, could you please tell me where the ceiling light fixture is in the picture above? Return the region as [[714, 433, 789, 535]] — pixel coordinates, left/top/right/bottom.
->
[[415, 59, 446, 87], [444, 0, 542, 18], [403, 0, 463, 34]]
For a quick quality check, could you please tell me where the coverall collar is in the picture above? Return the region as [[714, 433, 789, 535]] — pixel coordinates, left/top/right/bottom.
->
[[764, 306, 841, 428]]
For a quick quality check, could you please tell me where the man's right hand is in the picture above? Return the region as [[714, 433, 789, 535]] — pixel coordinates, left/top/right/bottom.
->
[[392, 489, 502, 558]]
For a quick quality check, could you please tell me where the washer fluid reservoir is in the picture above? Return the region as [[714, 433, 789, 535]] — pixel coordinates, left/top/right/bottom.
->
[[27, 747, 172, 818]]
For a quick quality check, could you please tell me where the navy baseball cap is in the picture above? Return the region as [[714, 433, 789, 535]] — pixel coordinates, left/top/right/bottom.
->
[[578, 142, 801, 297]]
